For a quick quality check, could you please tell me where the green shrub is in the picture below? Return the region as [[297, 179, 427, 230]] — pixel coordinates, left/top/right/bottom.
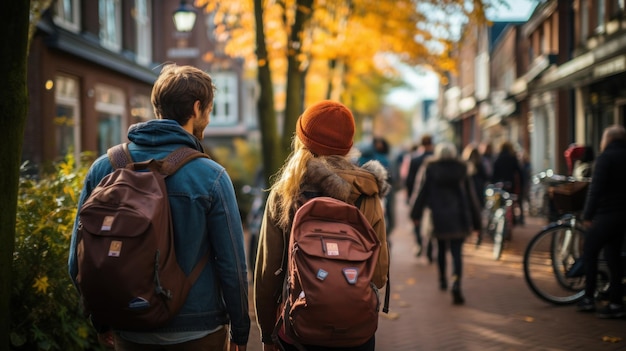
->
[[11, 153, 103, 351]]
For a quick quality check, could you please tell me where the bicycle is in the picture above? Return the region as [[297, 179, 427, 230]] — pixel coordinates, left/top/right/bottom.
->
[[521, 175, 625, 305], [480, 182, 516, 260], [523, 212, 588, 304], [528, 170, 555, 217]]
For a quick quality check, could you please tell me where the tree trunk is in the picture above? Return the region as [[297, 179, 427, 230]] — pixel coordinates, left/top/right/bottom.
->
[[282, 0, 313, 156], [0, 1, 30, 349], [326, 59, 336, 100], [254, 0, 281, 185]]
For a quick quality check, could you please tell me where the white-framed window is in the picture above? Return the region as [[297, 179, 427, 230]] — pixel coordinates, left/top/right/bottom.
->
[[211, 72, 239, 127], [54, 75, 81, 161], [53, 0, 81, 32], [95, 85, 125, 155], [99, 0, 122, 52], [134, 0, 152, 66]]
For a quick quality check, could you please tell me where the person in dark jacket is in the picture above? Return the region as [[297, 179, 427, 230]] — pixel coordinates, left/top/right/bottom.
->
[[577, 124, 626, 318], [491, 141, 524, 226], [409, 142, 482, 305], [358, 137, 395, 235], [491, 141, 523, 195], [462, 143, 488, 208], [406, 134, 435, 259]]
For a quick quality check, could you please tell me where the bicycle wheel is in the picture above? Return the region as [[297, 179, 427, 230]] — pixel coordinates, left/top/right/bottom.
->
[[493, 209, 506, 260], [523, 224, 586, 305]]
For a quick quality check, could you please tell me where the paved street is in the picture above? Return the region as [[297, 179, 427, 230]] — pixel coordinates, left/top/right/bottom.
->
[[245, 190, 626, 350]]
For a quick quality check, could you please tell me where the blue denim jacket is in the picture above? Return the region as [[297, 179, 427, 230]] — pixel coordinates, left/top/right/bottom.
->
[[68, 119, 250, 345]]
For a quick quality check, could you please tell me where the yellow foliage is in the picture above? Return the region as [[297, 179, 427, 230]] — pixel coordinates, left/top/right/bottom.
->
[[198, 0, 497, 112], [32, 275, 50, 294], [77, 325, 90, 339]]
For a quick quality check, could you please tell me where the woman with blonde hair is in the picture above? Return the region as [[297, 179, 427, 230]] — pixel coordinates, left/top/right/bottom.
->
[[462, 143, 488, 209], [254, 100, 390, 351], [410, 142, 482, 304]]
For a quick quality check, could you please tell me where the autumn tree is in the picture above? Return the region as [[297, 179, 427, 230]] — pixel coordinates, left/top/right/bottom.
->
[[197, 0, 504, 184], [0, 1, 54, 348], [0, 0, 31, 349]]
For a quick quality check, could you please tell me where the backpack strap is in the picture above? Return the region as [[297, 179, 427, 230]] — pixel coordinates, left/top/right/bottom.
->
[[354, 193, 391, 314], [160, 147, 210, 176], [382, 268, 391, 313], [107, 143, 210, 175], [107, 143, 133, 169]]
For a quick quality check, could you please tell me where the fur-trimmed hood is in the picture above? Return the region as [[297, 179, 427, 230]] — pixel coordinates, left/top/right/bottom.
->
[[302, 155, 390, 203]]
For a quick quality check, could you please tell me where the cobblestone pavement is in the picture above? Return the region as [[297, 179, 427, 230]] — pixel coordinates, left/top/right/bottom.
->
[[245, 190, 626, 351]]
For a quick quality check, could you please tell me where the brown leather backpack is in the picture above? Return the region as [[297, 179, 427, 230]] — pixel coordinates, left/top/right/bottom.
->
[[76, 143, 209, 331], [273, 196, 388, 348]]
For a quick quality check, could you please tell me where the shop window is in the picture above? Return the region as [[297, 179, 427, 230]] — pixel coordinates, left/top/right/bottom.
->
[[54, 75, 81, 161], [211, 72, 239, 127], [99, 0, 122, 52], [95, 85, 125, 155], [134, 0, 152, 66], [54, 0, 81, 32]]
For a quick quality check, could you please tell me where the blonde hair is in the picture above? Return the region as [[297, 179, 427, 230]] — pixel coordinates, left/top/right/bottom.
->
[[269, 137, 315, 230], [462, 143, 480, 164], [462, 143, 480, 175]]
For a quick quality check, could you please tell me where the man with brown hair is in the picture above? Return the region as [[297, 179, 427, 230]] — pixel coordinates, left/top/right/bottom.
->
[[68, 64, 250, 350]]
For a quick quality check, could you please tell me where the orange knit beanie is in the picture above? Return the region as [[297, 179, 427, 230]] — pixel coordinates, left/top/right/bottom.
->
[[296, 100, 355, 156]]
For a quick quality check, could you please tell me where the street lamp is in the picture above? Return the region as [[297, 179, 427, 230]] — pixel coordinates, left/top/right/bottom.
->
[[172, 0, 197, 32]]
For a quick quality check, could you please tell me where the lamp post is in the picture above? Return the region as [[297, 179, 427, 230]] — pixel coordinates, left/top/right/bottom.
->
[[172, 0, 197, 32]]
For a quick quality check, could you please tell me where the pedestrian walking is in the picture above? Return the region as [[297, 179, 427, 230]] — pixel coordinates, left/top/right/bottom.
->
[[409, 142, 482, 305], [358, 137, 395, 234], [68, 64, 250, 350], [577, 124, 626, 318], [254, 100, 390, 351], [518, 149, 532, 225], [462, 143, 488, 209], [479, 142, 495, 180], [405, 134, 435, 259]]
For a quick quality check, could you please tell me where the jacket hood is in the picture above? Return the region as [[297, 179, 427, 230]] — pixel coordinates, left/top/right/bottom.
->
[[127, 119, 205, 151], [302, 155, 390, 202]]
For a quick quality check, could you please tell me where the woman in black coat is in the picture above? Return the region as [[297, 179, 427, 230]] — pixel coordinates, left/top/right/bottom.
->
[[491, 141, 523, 195], [409, 142, 482, 305]]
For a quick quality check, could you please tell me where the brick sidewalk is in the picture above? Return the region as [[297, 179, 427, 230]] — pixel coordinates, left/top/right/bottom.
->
[[245, 190, 626, 350], [374, 190, 625, 351]]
